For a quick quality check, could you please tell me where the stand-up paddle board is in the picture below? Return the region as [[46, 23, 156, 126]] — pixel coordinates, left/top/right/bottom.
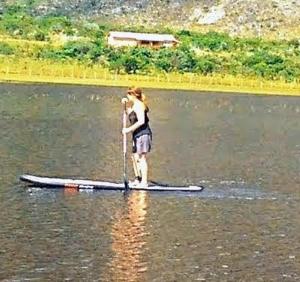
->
[[20, 174, 204, 192]]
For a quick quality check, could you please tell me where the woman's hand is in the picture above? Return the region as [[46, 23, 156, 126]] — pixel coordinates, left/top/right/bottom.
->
[[122, 127, 131, 135], [121, 97, 129, 104]]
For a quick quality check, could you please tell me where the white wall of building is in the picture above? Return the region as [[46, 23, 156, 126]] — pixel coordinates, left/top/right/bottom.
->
[[108, 36, 138, 47]]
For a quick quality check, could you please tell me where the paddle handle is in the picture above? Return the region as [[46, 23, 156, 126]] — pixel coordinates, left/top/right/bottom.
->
[[123, 102, 127, 155], [123, 102, 128, 189]]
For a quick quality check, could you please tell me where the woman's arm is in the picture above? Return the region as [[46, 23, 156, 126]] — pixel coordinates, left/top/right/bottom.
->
[[123, 103, 145, 134]]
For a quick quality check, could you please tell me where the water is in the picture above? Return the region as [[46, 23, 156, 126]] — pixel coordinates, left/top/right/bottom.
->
[[1, 83, 300, 281]]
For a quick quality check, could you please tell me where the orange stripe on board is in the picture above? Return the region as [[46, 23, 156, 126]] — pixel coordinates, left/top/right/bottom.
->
[[64, 183, 79, 189]]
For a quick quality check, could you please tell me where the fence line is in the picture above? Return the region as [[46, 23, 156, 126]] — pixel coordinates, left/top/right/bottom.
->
[[0, 59, 300, 95]]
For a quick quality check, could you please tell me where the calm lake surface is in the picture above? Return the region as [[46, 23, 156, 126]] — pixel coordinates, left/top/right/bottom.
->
[[1, 83, 300, 281]]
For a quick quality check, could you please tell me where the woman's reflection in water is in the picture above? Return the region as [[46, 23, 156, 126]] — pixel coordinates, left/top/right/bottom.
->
[[110, 191, 148, 282]]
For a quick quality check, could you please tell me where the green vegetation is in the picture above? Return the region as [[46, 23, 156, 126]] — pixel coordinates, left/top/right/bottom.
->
[[0, 42, 15, 55], [0, 3, 300, 84]]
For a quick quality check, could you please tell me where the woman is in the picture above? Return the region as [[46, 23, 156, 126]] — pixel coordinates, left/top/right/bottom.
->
[[122, 87, 152, 188]]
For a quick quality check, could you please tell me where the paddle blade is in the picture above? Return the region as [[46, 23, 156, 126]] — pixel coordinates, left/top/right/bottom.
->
[[124, 179, 129, 190]]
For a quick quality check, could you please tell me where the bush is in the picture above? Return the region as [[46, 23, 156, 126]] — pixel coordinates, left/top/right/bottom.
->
[[106, 47, 124, 73], [241, 51, 298, 80], [36, 16, 72, 33], [127, 47, 153, 73], [62, 41, 96, 60], [4, 4, 25, 15], [154, 48, 175, 72], [289, 39, 300, 49], [0, 42, 14, 55], [36, 47, 67, 61], [1, 10, 34, 38], [192, 31, 234, 51], [34, 30, 47, 41], [106, 47, 154, 74], [243, 51, 284, 67], [175, 48, 198, 72], [123, 55, 140, 74], [196, 57, 219, 74], [278, 66, 299, 82], [88, 40, 105, 62]]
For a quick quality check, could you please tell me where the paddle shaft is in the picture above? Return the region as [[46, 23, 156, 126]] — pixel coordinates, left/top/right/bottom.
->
[[123, 102, 129, 189]]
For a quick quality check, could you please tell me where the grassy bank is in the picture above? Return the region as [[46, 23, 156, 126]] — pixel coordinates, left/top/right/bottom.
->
[[0, 58, 299, 96]]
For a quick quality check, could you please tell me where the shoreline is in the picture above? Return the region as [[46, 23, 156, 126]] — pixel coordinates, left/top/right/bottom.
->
[[1, 74, 300, 97], [0, 59, 299, 96]]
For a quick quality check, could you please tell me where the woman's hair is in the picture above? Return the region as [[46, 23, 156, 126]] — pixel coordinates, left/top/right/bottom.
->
[[127, 87, 147, 107]]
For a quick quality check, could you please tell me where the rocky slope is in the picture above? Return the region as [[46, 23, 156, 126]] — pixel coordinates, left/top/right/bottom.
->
[[2, 0, 300, 39]]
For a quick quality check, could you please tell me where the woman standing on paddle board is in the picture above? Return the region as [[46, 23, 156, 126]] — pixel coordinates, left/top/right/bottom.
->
[[122, 87, 152, 188]]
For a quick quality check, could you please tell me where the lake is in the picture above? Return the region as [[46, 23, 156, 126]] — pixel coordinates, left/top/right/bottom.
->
[[1, 83, 300, 281]]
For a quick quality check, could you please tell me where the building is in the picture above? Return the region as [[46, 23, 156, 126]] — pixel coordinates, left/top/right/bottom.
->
[[108, 31, 179, 48]]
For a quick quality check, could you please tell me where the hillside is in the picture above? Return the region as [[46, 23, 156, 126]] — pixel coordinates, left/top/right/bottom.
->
[[1, 0, 300, 39]]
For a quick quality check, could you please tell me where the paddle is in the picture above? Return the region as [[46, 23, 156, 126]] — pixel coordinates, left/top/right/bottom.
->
[[123, 101, 129, 190]]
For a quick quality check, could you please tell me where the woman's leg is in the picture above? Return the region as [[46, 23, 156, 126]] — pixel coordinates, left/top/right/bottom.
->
[[139, 153, 148, 185], [131, 153, 141, 182]]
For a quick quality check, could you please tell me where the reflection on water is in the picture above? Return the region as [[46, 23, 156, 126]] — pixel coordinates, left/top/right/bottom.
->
[[110, 192, 148, 282], [1, 83, 300, 281]]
